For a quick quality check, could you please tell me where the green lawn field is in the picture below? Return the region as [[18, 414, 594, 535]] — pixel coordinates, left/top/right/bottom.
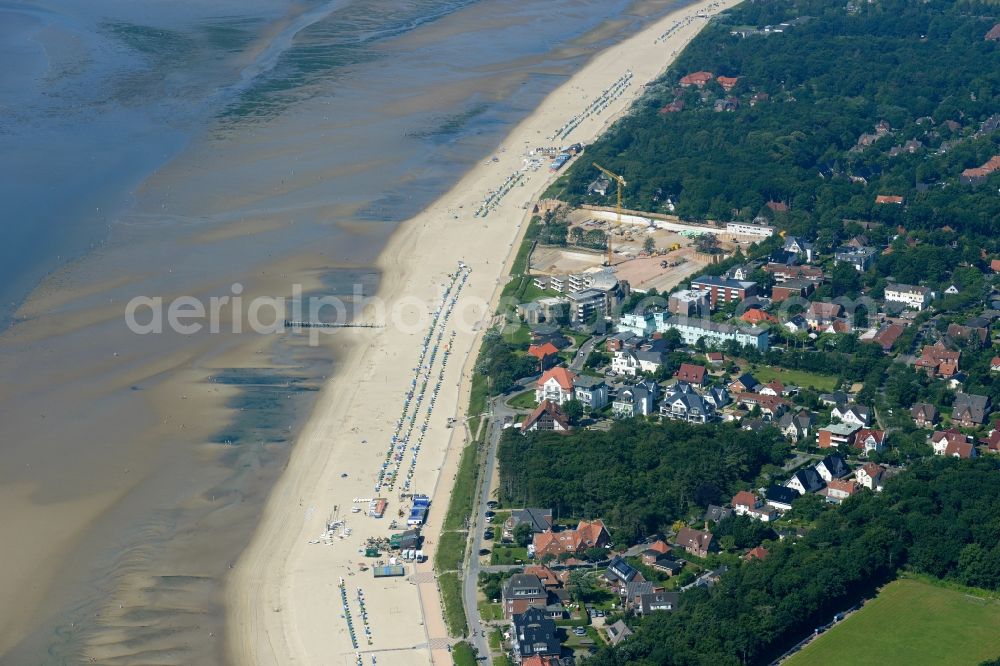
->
[[786, 579, 1000, 665], [750, 365, 839, 392]]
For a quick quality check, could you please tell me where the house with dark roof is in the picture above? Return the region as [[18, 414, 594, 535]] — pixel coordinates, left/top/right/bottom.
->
[[953, 392, 990, 427], [674, 527, 716, 558], [786, 468, 825, 495], [573, 376, 609, 410], [606, 619, 633, 646], [503, 574, 547, 620], [703, 504, 733, 523], [729, 373, 759, 393], [660, 386, 716, 424], [510, 607, 561, 660], [612, 380, 660, 418], [503, 508, 553, 541], [765, 485, 800, 511], [605, 556, 640, 588], [911, 402, 938, 428], [855, 428, 887, 455], [815, 454, 850, 482], [638, 591, 679, 615]]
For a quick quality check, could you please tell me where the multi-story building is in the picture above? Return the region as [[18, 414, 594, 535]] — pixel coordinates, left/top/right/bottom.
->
[[689, 276, 759, 308], [567, 288, 606, 323], [668, 289, 711, 316], [834, 246, 877, 272], [654, 315, 769, 351], [884, 283, 932, 310]]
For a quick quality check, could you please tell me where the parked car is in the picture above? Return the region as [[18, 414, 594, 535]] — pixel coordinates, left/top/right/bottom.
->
[[478, 548, 491, 556]]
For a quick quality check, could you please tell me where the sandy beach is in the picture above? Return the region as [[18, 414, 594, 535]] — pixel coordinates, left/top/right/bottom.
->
[[226, 1, 738, 664]]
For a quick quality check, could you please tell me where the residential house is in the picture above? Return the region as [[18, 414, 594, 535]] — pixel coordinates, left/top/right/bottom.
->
[[759, 380, 784, 397], [947, 322, 989, 348], [834, 246, 877, 271], [744, 546, 770, 561], [952, 392, 990, 427], [772, 278, 816, 302], [806, 302, 844, 330], [884, 283, 932, 310], [915, 343, 960, 377], [503, 508, 553, 542], [766, 485, 800, 511], [704, 504, 733, 523], [701, 385, 731, 409], [725, 264, 755, 281], [784, 314, 809, 333], [786, 468, 825, 495], [765, 263, 825, 283], [604, 555, 641, 590], [731, 490, 778, 522], [815, 453, 851, 482], [741, 308, 779, 326], [527, 342, 560, 371], [535, 367, 578, 405], [824, 478, 860, 504], [638, 591, 679, 615], [521, 400, 572, 434], [980, 423, 1000, 454], [502, 574, 547, 620], [831, 403, 871, 427], [606, 620, 633, 646], [679, 70, 714, 87], [510, 607, 561, 660], [991, 357, 1000, 372], [729, 373, 759, 393], [613, 380, 660, 418], [706, 351, 725, 365], [911, 402, 939, 428], [817, 422, 861, 448], [573, 376, 609, 411], [531, 520, 610, 560], [819, 390, 850, 407], [875, 194, 904, 205], [856, 462, 887, 492], [717, 75, 739, 92], [930, 429, 970, 456], [606, 620, 633, 647], [674, 363, 707, 385], [735, 392, 787, 420], [690, 275, 759, 308], [619, 312, 656, 336], [783, 236, 815, 261], [778, 410, 816, 442], [660, 386, 716, 423], [674, 527, 716, 558], [855, 428, 887, 455], [868, 323, 906, 351]]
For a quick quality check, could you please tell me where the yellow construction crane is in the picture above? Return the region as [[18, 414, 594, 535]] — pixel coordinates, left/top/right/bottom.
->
[[592, 162, 626, 266]]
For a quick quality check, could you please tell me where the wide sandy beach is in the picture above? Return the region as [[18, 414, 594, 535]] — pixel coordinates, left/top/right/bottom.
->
[[227, 1, 738, 664]]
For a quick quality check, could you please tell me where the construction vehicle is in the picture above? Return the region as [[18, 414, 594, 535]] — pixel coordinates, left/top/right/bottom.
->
[[592, 162, 626, 266], [669, 242, 681, 251]]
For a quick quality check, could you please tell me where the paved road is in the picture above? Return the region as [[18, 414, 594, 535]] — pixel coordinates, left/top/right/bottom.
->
[[569, 335, 604, 373], [461, 396, 513, 662]]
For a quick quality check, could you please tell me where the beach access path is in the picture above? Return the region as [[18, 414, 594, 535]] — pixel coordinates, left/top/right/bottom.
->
[[226, 1, 740, 664]]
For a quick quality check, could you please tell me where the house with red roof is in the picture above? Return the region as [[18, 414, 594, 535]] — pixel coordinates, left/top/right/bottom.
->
[[991, 357, 1000, 372], [744, 546, 769, 561], [534, 367, 578, 405], [930, 429, 973, 457], [875, 194, 904, 205], [717, 75, 739, 91], [915, 343, 960, 377], [674, 363, 707, 385], [855, 428, 886, 455], [823, 478, 859, 504], [741, 308, 778, 325], [679, 71, 713, 87], [532, 520, 610, 560], [856, 462, 886, 491], [527, 342, 560, 371]]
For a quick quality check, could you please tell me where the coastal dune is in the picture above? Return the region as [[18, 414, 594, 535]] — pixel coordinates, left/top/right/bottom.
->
[[227, 1, 738, 664]]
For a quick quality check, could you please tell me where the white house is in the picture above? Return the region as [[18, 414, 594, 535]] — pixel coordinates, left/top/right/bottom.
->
[[534, 367, 578, 405], [612, 350, 641, 376], [619, 312, 656, 337], [613, 381, 659, 418], [574, 376, 609, 410], [831, 403, 870, 427], [884, 283, 932, 310], [726, 221, 775, 237], [855, 462, 886, 492]]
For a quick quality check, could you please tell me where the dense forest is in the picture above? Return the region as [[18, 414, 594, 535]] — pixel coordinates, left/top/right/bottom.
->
[[586, 457, 1000, 665], [497, 420, 788, 545], [548, 0, 1000, 248]]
